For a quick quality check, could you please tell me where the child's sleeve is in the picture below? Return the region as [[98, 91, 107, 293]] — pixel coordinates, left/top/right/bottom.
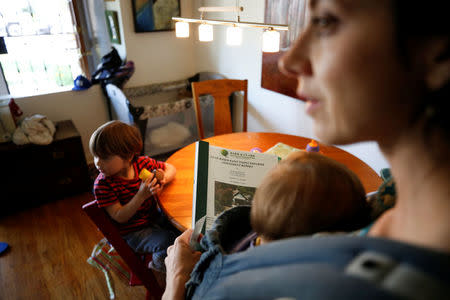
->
[[142, 156, 166, 171]]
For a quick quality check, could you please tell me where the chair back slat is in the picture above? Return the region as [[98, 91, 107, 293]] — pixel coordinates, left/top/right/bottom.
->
[[192, 79, 248, 139]]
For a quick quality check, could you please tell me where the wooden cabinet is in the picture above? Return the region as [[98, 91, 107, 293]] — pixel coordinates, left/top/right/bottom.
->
[[0, 120, 91, 216]]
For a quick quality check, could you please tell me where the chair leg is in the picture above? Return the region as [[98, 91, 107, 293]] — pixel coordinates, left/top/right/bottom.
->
[[150, 269, 166, 291], [146, 290, 157, 300], [145, 270, 165, 300]]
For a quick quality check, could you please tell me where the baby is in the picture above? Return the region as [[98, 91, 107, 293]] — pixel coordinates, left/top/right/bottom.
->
[[250, 151, 370, 245]]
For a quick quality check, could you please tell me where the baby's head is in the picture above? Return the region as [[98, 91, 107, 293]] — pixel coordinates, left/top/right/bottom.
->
[[89, 120, 143, 161], [251, 151, 369, 243]]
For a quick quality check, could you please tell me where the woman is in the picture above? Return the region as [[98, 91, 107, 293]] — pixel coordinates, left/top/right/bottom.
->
[[164, 1, 450, 299]]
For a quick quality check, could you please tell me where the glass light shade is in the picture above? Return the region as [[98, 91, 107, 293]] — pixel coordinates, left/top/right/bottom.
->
[[226, 26, 242, 46], [175, 22, 189, 38], [198, 24, 213, 42], [262, 30, 280, 53]]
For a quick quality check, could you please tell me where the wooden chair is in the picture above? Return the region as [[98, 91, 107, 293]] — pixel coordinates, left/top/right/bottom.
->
[[82, 201, 163, 300], [191, 79, 248, 139]]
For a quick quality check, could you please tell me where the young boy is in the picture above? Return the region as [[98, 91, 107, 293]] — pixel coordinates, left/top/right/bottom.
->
[[89, 120, 178, 272]]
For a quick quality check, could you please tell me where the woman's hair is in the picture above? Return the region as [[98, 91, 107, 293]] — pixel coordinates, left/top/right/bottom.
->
[[392, 0, 450, 148], [251, 152, 369, 241], [89, 121, 142, 160]]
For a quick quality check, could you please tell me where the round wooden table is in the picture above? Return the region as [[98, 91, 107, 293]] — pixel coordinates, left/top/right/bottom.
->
[[158, 132, 382, 231]]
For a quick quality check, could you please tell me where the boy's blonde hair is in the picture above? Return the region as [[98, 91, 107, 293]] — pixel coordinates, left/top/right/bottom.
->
[[251, 151, 369, 241], [89, 121, 143, 160]]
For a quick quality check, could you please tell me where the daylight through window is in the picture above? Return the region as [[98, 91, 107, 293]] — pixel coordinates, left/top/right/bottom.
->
[[0, 0, 85, 96]]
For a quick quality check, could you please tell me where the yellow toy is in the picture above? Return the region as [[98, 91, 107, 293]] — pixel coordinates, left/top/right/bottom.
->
[[139, 168, 164, 182], [139, 168, 152, 181]]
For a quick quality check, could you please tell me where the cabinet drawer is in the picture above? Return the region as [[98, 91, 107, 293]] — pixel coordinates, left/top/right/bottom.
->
[[48, 165, 91, 197], [50, 137, 86, 166]]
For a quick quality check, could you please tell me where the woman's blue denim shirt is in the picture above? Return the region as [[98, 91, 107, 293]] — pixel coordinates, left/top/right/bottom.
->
[[184, 207, 450, 300]]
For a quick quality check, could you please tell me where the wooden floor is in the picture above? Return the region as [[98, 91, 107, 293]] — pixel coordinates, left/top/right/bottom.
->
[[0, 192, 147, 299]]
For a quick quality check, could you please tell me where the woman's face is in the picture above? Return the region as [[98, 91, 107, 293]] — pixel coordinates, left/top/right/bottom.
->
[[279, 0, 422, 146]]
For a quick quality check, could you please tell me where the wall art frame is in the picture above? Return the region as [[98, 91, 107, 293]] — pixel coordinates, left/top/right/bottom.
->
[[132, 0, 180, 33], [105, 10, 121, 44]]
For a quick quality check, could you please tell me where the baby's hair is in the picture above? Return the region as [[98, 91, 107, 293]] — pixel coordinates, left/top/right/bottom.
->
[[89, 121, 143, 160], [251, 151, 369, 241]]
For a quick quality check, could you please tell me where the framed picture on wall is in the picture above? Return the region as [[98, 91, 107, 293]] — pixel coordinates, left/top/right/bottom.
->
[[261, 0, 308, 100], [132, 0, 180, 32], [105, 10, 121, 44]]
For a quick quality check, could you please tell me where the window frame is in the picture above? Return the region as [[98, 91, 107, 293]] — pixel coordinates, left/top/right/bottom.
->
[[70, 0, 90, 78]]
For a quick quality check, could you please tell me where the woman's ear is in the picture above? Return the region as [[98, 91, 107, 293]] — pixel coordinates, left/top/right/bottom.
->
[[424, 38, 450, 91]]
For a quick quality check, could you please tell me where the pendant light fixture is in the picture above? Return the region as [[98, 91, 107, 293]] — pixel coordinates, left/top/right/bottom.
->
[[198, 23, 214, 42], [262, 29, 281, 53], [226, 24, 242, 46], [175, 21, 189, 38], [226, 8, 243, 46], [172, 1, 288, 52]]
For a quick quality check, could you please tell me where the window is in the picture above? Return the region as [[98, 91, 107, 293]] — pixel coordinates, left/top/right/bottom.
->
[[0, 0, 88, 96]]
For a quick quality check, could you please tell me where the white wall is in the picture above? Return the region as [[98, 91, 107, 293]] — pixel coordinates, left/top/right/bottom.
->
[[191, 0, 389, 173], [119, 0, 196, 87]]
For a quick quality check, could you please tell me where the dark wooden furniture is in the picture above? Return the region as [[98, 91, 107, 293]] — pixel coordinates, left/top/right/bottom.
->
[[158, 132, 383, 231], [0, 120, 91, 216], [82, 201, 163, 300]]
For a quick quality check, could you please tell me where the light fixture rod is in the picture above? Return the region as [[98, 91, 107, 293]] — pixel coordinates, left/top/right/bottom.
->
[[172, 17, 288, 31], [198, 6, 244, 13]]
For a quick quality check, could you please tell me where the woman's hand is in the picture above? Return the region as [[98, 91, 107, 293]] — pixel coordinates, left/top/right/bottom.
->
[[166, 229, 201, 276], [163, 229, 202, 300]]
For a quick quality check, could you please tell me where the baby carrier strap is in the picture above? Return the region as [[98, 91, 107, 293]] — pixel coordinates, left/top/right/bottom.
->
[[345, 250, 450, 299]]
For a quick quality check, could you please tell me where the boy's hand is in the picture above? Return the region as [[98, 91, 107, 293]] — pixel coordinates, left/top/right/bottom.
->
[[153, 180, 164, 196], [153, 169, 165, 185], [137, 175, 158, 199], [148, 169, 165, 196]]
